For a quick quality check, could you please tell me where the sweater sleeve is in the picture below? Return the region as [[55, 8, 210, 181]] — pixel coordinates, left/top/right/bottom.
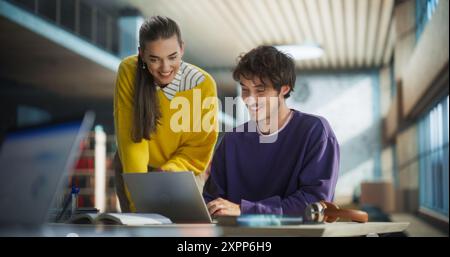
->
[[202, 136, 227, 203]]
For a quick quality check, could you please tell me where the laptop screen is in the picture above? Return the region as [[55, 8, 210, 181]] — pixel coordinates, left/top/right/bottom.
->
[[0, 113, 94, 226]]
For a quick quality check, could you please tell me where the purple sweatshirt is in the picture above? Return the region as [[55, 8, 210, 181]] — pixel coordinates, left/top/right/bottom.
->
[[203, 110, 340, 215]]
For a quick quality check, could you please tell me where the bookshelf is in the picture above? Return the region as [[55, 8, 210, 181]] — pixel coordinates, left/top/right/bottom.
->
[[70, 126, 119, 212]]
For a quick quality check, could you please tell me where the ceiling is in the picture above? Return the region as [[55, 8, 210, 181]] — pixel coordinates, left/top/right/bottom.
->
[[0, 16, 117, 99], [1, 0, 397, 100], [98, 0, 396, 70]]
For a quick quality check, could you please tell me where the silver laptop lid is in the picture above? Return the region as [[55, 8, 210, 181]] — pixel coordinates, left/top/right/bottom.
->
[[123, 172, 212, 224]]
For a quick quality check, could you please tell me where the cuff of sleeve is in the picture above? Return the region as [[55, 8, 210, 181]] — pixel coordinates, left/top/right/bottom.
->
[[240, 196, 283, 215], [240, 199, 255, 214], [159, 162, 180, 172], [160, 161, 203, 175]]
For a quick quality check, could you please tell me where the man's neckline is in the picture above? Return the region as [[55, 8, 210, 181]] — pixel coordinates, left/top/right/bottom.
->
[[256, 109, 295, 137]]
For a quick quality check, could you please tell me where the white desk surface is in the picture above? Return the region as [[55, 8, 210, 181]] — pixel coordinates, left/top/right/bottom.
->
[[0, 222, 409, 237], [220, 222, 410, 237]]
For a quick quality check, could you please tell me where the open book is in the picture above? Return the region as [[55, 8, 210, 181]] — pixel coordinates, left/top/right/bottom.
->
[[67, 213, 172, 225]]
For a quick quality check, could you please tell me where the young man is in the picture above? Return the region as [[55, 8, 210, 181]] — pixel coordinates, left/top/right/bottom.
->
[[203, 46, 340, 216]]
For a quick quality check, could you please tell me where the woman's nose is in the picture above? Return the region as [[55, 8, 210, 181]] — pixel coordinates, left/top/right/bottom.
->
[[161, 60, 171, 71]]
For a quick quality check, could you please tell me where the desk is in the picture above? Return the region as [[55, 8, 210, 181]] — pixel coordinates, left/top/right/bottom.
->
[[0, 223, 219, 237], [221, 222, 409, 237], [0, 222, 408, 237]]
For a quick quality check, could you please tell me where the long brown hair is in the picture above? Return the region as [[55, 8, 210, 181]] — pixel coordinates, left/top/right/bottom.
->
[[132, 16, 182, 142]]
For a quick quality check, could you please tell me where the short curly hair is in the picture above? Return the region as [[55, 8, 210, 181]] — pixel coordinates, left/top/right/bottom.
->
[[232, 46, 296, 98]]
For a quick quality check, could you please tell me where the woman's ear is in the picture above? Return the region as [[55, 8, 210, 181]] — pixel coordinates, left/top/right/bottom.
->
[[180, 41, 185, 58], [138, 47, 144, 60]]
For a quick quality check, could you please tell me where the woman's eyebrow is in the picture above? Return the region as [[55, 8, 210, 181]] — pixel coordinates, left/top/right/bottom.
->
[[148, 51, 178, 59]]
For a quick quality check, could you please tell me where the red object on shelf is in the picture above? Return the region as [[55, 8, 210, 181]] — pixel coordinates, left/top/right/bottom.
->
[[75, 157, 94, 169], [78, 195, 85, 207]]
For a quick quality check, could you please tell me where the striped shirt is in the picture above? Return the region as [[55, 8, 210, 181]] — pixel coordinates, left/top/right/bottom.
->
[[157, 61, 206, 100]]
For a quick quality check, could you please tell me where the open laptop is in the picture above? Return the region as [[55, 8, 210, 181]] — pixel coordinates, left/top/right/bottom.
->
[[0, 112, 94, 227], [122, 172, 212, 223]]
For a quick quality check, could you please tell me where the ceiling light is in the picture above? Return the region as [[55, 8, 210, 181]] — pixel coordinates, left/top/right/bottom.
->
[[275, 44, 324, 60]]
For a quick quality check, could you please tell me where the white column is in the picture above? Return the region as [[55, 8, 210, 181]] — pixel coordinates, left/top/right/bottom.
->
[[94, 125, 106, 212]]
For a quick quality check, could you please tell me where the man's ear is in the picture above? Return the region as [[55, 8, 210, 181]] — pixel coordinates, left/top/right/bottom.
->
[[280, 85, 291, 97]]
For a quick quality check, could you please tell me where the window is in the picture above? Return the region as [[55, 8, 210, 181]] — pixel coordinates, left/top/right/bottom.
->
[[416, 0, 440, 40], [389, 59, 396, 99], [418, 95, 449, 217]]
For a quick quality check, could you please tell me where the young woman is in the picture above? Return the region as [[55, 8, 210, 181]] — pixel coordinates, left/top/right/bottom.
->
[[114, 16, 218, 212]]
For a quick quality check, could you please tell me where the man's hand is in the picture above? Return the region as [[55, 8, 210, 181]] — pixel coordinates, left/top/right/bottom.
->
[[207, 198, 241, 216]]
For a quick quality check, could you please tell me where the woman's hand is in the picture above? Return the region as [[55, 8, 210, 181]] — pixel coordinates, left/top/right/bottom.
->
[[148, 166, 164, 172], [207, 197, 241, 216]]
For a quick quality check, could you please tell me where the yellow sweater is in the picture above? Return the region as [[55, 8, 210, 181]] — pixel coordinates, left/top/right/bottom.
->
[[114, 55, 218, 209]]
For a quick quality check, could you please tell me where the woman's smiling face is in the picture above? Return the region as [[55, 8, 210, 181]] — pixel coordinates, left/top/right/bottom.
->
[[140, 35, 184, 86]]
